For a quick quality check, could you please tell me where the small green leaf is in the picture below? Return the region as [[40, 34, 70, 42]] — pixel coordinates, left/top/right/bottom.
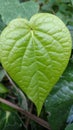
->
[[0, 110, 24, 130], [65, 123, 73, 130], [0, 13, 72, 115], [0, 83, 8, 93], [71, 0, 73, 5], [0, 0, 39, 24], [0, 69, 5, 81]]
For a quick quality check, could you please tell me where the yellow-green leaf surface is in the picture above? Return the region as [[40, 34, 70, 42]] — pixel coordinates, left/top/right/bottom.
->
[[0, 13, 72, 115], [0, 83, 8, 93]]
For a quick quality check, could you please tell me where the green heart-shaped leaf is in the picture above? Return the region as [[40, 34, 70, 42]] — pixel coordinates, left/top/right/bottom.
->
[[0, 13, 72, 115]]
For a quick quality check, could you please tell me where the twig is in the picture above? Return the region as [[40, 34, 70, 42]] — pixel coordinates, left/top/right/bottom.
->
[[4, 71, 19, 91], [25, 103, 33, 129], [0, 97, 51, 130]]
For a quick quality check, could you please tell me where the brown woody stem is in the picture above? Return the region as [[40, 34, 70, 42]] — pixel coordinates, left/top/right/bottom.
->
[[0, 97, 51, 130], [25, 103, 33, 129]]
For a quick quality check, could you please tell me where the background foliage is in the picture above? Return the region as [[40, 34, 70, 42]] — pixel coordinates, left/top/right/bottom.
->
[[0, 0, 73, 130]]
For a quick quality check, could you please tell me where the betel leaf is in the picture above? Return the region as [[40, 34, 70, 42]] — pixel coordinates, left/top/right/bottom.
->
[[0, 15, 6, 33], [45, 62, 73, 130], [67, 105, 73, 124], [65, 123, 73, 130], [0, 0, 39, 24], [0, 13, 72, 115], [68, 26, 73, 48]]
